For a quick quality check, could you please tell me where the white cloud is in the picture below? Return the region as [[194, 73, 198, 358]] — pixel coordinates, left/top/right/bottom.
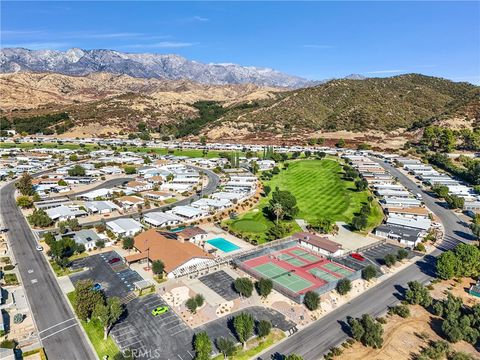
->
[[192, 16, 209, 22]]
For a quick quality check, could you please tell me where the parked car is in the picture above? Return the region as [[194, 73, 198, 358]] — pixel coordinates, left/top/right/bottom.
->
[[36, 245, 43, 251], [350, 253, 365, 261], [92, 283, 102, 291], [151, 306, 169, 316], [108, 257, 121, 264]]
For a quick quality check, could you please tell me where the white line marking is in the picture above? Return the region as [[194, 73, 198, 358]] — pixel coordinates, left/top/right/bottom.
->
[[40, 323, 78, 340], [177, 354, 184, 360], [39, 317, 76, 334]]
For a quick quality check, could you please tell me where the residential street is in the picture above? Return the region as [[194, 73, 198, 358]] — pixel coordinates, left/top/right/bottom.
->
[[260, 157, 475, 360], [0, 182, 96, 360]]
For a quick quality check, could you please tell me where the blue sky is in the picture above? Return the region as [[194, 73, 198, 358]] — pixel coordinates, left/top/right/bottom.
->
[[1, 1, 479, 83]]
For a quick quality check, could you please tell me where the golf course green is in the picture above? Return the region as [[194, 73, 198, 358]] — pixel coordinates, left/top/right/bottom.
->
[[227, 158, 383, 242]]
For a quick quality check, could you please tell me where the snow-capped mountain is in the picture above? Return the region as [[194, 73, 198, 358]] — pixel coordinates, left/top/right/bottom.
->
[[0, 47, 311, 88]]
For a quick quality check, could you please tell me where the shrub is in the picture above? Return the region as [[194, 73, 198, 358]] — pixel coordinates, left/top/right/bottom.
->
[[415, 243, 426, 252], [397, 248, 409, 260], [362, 265, 377, 281], [336, 278, 352, 295], [304, 291, 319, 311], [388, 304, 410, 318], [383, 253, 397, 267], [186, 298, 198, 314]]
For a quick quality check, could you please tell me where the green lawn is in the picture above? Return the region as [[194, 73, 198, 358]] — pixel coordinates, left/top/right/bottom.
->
[[66, 292, 123, 359], [227, 159, 383, 242]]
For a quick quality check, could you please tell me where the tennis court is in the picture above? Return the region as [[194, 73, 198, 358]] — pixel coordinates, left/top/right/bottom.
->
[[277, 253, 294, 261], [322, 262, 354, 277], [291, 249, 308, 256], [285, 257, 306, 267], [308, 268, 339, 282], [253, 262, 313, 293]]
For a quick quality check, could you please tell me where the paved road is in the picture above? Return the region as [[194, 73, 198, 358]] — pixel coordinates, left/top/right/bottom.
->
[[69, 177, 134, 198], [0, 182, 96, 360], [260, 157, 474, 360]]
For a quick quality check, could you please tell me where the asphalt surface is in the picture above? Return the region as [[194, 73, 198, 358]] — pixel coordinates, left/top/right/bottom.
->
[[70, 252, 294, 359], [69, 177, 134, 198], [0, 182, 96, 360], [260, 157, 475, 360]]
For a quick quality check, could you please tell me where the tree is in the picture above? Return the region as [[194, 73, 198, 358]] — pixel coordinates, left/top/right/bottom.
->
[[470, 223, 480, 242], [285, 355, 304, 360], [445, 195, 464, 209], [256, 278, 273, 298], [304, 291, 319, 311], [69, 154, 78, 161], [268, 188, 299, 220], [94, 297, 123, 339], [16, 195, 33, 208], [351, 214, 368, 231], [27, 209, 53, 228], [263, 185, 271, 197], [397, 248, 409, 261], [362, 265, 377, 281], [354, 179, 368, 192], [68, 165, 86, 177], [216, 337, 236, 359], [233, 312, 254, 349], [74, 279, 105, 321], [257, 319, 272, 338], [388, 304, 410, 318], [122, 237, 134, 250], [336, 278, 352, 295], [308, 218, 337, 234], [124, 165, 136, 175], [233, 278, 253, 297], [336, 138, 346, 148], [348, 314, 383, 348], [405, 281, 432, 308], [199, 135, 207, 146], [383, 253, 397, 267], [186, 297, 198, 314], [271, 202, 284, 224], [436, 251, 459, 280], [454, 243, 480, 278], [95, 240, 105, 249], [194, 332, 212, 360], [266, 222, 291, 241], [152, 260, 165, 277], [195, 294, 204, 307], [432, 184, 449, 198], [16, 173, 35, 196]]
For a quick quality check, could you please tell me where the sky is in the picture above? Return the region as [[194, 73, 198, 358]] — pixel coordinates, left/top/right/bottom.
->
[[1, 1, 479, 84]]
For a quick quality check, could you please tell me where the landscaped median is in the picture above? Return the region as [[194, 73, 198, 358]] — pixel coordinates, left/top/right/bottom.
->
[[66, 291, 125, 360], [211, 330, 285, 360]]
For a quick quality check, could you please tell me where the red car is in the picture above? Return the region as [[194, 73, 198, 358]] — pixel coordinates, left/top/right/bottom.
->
[[108, 257, 121, 264], [350, 253, 365, 261]]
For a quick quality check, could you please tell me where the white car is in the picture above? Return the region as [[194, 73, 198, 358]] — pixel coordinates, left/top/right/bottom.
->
[[35, 245, 43, 251]]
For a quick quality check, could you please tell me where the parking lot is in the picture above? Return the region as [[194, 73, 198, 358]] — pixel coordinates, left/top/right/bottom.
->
[[111, 294, 194, 360], [70, 251, 142, 298], [342, 242, 420, 269], [69, 252, 195, 359], [69, 252, 296, 359], [199, 270, 239, 301]]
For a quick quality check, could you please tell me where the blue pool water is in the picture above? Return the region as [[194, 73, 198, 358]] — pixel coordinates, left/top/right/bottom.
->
[[206, 238, 240, 253]]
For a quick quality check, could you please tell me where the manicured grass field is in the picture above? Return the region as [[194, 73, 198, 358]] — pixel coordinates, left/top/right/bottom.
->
[[228, 159, 383, 241]]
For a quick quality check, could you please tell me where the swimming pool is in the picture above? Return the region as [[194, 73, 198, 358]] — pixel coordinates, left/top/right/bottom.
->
[[206, 238, 241, 253]]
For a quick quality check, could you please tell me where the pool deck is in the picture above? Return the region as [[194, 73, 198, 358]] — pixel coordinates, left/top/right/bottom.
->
[[200, 224, 254, 256]]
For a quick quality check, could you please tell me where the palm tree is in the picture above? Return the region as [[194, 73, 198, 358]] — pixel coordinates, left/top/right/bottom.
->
[[272, 202, 284, 224]]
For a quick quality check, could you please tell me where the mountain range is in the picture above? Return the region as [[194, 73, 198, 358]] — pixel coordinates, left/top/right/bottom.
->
[[0, 47, 313, 88]]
